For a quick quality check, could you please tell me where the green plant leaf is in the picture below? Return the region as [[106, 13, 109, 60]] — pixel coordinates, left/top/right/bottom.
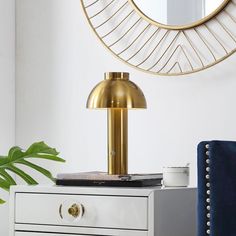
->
[[0, 141, 65, 203], [26, 141, 59, 156], [5, 164, 38, 185], [0, 156, 9, 166], [16, 159, 54, 182], [8, 146, 24, 161], [0, 177, 10, 191], [0, 169, 16, 185], [0, 198, 5, 204], [27, 154, 65, 162]]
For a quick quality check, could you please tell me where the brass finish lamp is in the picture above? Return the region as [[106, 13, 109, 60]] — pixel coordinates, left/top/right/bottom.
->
[[87, 72, 147, 175]]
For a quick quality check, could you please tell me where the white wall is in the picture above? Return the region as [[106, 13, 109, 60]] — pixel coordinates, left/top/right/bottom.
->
[[206, 0, 224, 15], [15, 0, 236, 189], [0, 0, 15, 235]]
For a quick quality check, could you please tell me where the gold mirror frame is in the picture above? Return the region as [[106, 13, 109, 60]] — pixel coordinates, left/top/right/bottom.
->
[[81, 0, 236, 76]]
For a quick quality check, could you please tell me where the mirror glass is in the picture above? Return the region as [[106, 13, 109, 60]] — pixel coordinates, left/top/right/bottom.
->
[[132, 0, 226, 26]]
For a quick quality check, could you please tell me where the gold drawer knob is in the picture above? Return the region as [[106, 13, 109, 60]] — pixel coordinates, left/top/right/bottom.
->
[[68, 203, 82, 218], [59, 202, 84, 221]]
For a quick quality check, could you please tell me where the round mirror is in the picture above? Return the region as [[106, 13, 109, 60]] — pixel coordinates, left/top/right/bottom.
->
[[131, 0, 230, 29]]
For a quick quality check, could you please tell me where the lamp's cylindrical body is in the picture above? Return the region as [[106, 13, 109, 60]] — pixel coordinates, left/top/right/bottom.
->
[[87, 72, 147, 176], [108, 108, 128, 175]]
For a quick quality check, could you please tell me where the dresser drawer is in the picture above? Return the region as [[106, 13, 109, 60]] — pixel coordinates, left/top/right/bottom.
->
[[15, 193, 148, 230]]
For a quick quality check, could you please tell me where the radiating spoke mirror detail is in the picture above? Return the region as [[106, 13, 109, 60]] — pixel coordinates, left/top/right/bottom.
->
[[81, 0, 236, 75]]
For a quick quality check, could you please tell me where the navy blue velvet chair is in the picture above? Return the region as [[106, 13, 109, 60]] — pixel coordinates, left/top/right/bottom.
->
[[198, 141, 236, 236]]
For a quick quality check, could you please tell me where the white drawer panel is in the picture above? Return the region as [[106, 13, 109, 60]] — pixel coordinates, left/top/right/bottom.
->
[[15, 193, 148, 230]]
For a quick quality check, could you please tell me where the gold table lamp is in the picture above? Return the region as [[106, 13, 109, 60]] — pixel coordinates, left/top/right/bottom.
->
[[86, 72, 147, 175]]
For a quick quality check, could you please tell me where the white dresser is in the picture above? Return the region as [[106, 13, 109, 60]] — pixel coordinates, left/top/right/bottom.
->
[[9, 186, 197, 236]]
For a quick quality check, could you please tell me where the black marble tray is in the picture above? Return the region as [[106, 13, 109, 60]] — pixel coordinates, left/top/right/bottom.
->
[[56, 178, 162, 187]]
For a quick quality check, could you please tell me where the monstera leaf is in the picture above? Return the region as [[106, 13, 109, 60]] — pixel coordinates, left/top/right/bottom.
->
[[0, 141, 65, 204]]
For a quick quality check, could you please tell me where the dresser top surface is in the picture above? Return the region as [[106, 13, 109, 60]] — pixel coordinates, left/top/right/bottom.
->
[[10, 185, 196, 197]]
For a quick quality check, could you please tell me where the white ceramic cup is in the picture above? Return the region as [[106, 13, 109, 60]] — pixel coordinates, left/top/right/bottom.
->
[[163, 166, 189, 187]]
